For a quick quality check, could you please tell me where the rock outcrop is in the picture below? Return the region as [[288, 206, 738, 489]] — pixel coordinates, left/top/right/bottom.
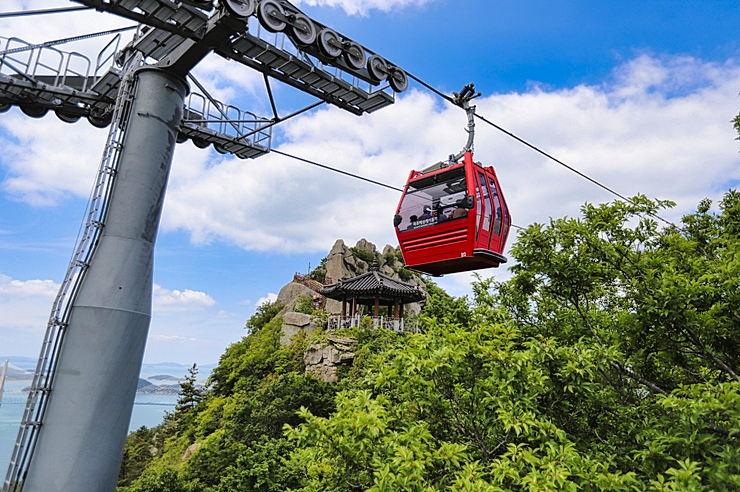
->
[[277, 281, 317, 313], [280, 311, 316, 345], [323, 238, 427, 316], [304, 337, 358, 382], [272, 237, 427, 348]]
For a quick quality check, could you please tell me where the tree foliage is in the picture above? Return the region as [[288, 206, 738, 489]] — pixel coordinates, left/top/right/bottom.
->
[[288, 192, 740, 491], [121, 188, 740, 489], [119, 314, 337, 491], [245, 299, 284, 334]]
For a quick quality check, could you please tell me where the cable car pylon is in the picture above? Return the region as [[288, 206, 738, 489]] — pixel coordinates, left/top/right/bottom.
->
[[1, 0, 410, 490], [394, 83, 512, 276]]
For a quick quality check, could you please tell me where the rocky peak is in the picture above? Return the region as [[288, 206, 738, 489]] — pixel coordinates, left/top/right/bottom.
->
[[274, 238, 427, 347]]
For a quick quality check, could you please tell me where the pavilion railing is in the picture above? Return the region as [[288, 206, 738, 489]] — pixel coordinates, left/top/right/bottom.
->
[[327, 315, 419, 333]]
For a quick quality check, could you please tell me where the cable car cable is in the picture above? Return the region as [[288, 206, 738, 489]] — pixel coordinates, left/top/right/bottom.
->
[[472, 112, 675, 227], [269, 148, 526, 231], [404, 72, 676, 227], [0, 6, 92, 18], [0, 26, 138, 57], [270, 149, 403, 192]]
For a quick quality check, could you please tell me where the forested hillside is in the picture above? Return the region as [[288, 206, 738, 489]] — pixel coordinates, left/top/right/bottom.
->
[[117, 118, 740, 491]]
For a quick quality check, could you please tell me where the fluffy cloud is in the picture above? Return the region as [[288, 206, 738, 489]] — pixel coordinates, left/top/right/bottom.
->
[[152, 284, 217, 312], [294, 0, 432, 16], [3, 54, 739, 256], [256, 292, 278, 307], [148, 334, 214, 344], [0, 112, 106, 205], [0, 274, 58, 298], [156, 54, 740, 255], [0, 274, 60, 355]]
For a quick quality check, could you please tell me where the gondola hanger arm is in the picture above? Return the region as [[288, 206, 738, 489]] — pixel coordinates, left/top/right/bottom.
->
[[449, 83, 482, 164]]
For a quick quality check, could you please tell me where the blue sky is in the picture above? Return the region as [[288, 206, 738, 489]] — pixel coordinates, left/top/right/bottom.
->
[[1, 0, 739, 366]]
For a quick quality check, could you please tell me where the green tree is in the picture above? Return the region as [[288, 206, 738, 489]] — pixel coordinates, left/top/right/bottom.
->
[[245, 299, 284, 334], [118, 426, 158, 488], [121, 316, 336, 492], [288, 192, 740, 490], [176, 364, 203, 416], [421, 279, 471, 327], [295, 295, 315, 315]]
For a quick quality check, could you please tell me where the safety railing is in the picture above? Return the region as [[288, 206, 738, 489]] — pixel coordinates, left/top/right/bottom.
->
[[183, 91, 272, 149], [0, 34, 121, 89], [327, 315, 419, 333]]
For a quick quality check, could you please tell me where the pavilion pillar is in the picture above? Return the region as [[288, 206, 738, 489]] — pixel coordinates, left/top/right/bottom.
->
[[374, 296, 380, 317], [400, 303, 404, 318], [341, 297, 346, 317], [394, 299, 400, 319]]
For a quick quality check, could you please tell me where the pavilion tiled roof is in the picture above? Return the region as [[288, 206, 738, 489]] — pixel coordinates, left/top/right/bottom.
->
[[320, 270, 425, 303]]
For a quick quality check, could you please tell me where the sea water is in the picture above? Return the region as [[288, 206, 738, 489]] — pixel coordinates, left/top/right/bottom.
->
[[0, 360, 210, 472], [0, 400, 176, 474]]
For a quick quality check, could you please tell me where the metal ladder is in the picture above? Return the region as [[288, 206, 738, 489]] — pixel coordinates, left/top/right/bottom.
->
[[2, 53, 141, 492]]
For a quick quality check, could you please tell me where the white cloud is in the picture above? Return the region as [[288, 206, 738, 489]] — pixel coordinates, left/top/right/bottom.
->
[[0, 112, 105, 205], [152, 284, 217, 312], [0, 274, 60, 355], [256, 293, 278, 306], [148, 334, 214, 344], [0, 274, 58, 298], [156, 54, 740, 256], [294, 0, 432, 16], [3, 54, 739, 256]]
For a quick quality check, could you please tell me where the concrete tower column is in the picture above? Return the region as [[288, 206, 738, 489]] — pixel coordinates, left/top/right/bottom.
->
[[22, 68, 187, 492]]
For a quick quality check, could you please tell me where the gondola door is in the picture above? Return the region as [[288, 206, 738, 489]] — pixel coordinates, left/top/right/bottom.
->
[[473, 168, 492, 253], [484, 170, 510, 256]]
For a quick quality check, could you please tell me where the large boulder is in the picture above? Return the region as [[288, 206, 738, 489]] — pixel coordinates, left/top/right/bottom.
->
[[325, 239, 354, 282], [277, 282, 316, 313], [280, 311, 316, 345], [354, 238, 377, 254]]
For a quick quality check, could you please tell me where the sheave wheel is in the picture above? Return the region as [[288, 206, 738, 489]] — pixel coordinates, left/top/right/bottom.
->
[[88, 115, 112, 128], [20, 105, 48, 118], [317, 28, 342, 58], [366, 55, 388, 82], [388, 67, 408, 92], [342, 41, 365, 70], [192, 137, 210, 149], [223, 0, 255, 18], [56, 111, 81, 123], [290, 13, 316, 45], [257, 0, 286, 32]]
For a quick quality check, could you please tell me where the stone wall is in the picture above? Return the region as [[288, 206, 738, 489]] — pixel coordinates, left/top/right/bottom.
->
[[304, 337, 358, 382]]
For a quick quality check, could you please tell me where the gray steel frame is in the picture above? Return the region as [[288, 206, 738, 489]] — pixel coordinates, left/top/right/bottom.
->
[[1, 0, 408, 489]]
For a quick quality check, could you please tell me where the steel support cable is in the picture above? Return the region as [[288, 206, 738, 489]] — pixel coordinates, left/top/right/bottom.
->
[[271, 149, 402, 192], [0, 26, 137, 57], [269, 148, 525, 230], [0, 6, 92, 18], [405, 72, 676, 227]]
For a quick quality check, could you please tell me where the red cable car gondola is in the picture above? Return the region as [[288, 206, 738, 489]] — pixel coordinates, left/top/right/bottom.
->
[[394, 84, 512, 276]]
